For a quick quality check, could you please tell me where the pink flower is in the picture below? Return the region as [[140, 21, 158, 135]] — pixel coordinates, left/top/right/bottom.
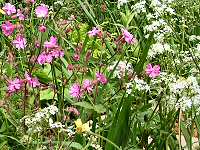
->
[[25, 73, 40, 88], [145, 64, 160, 78], [35, 40, 40, 48], [67, 64, 73, 71], [69, 83, 82, 99], [51, 50, 59, 58], [12, 35, 26, 49], [1, 21, 15, 36], [88, 27, 101, 37], [44, 36, 58, 49], [67, 107, 80, 116], [37, 53, 46, 64], [73, 54, 80, 61], [122, 29, 137, 45], [45, 54, 53, 63], [2, 3, 16, 16], [96, 73, 108, 85], [8, 78, 22, 93], [35, 4, 49, 18], [38, 25, 46, 32], [25, 0, 35, 4], [83, 79, 93, 93], [17, 9, 25, 20]]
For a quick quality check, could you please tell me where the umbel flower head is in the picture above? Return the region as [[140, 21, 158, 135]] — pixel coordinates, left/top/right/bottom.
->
[[74, 119, 90, 133]]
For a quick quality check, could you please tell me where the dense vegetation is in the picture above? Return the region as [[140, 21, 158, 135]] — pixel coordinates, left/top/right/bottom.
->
[[0, 0, 200, 149]]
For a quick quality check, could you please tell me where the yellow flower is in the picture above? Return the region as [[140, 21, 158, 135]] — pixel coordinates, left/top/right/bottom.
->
[[75, 119, 90, 133], [0, 9, 6, 15]]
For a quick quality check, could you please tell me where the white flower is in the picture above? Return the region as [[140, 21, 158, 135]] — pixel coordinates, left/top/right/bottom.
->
[[126, 83, 133, 94], [118, 0, 128, 8], [132, 1, 146, 16], [148, 42, 171, 58], [134, 77, 150, 91]]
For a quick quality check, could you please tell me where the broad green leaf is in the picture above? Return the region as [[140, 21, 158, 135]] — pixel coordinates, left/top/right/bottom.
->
[[73, 101, 93, 110], [40, 89, 55, 100], [94, 104, 106, 113], [65, 141, 83, 149]]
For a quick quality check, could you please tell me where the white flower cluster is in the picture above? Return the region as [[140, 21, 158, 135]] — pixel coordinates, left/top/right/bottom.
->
[[21, 105, 64, 133], [150, 0, 175, 14], [89, 136, 103, 150], [126, 76, 150, 95], [118, 0, 128, 8], [108, 61, 133, 79], [168, 76, 200, 112], [134, 76, 150, 91], [148, 42, 172, 58], [189, 35, 200, 41], [131, 1, 146, 16], [140, 0, 175, 58]]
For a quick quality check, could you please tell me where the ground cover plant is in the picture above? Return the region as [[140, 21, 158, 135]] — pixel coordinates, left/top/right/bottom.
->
[[0, 0, 200, 149]]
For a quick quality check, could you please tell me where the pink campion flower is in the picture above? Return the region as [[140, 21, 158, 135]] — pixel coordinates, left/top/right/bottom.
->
[[17, 9, 25, 20], [59, 51, 64, 57], [88, 27, 101, 37], [69, 83, 82, 99], [35, 4, 49, 18], [37, 53, 46, 64], [44, 36, 58, 49], [25, 0, 35, 4], [45, 54, 53, 63], [35, 40, 40, 48], [122, 29, 137, 45], [67, 64, 73, 71], [83, 79, 93, 93], [12, 35, 27, 49], [25, 73, 40, 88], [8, 78, 23, 93], [51, 50, 64, 58], [2, 3, 16, 16], [145, 64, 160, 78], [1, 21, 15, 36], [96, 73, 108, 85], [38, 25, 46, 32], [73, 54, 80, 61], [67, 107, 80, 116]]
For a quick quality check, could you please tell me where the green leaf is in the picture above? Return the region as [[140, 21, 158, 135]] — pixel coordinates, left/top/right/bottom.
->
[[65, 141, 83, 149], [73, 102, 93, 110], [0, 141, 7, 150], [40, 89, 55, 100], [94, 104, 106, 113], [34, 71, 52, 84], [0, 122, 6, 133]]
